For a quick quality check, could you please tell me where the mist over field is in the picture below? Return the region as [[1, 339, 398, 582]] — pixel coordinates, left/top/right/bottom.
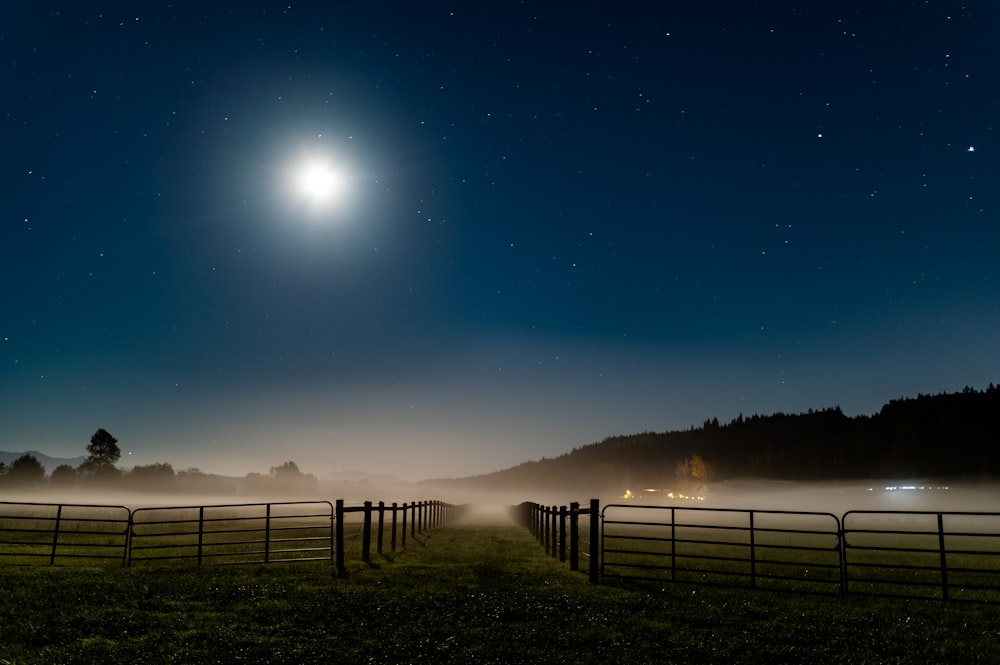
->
[[5, 476, 998, 520]]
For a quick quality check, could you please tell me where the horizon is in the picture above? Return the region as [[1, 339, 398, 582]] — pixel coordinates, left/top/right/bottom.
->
[[4, 3, 998, 481], [3, 382, 994, 483]]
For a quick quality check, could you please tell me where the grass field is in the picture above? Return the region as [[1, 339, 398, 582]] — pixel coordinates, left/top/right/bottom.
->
[[1, 513, 998, 664]]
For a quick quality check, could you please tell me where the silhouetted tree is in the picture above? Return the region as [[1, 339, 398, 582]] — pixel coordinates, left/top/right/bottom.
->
[[177, 468, 234, 495], [270, 460, 303, 478], [49, 464, 78, 486], [8, 454, 45, 485], [80, 428, 122, 478], [243, 461, 318, 496], [127, 462, 176, 491], [270, 460, 318, 495]]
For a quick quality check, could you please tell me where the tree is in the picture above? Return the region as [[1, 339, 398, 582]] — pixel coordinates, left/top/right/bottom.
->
[[50, 464, 79, 486], [8, 453, 45, 485], [127, 463, 176, 491], [270, 460, 318, 495], [80, 428, 122, 477], [270, 460, 303, 478], [675, 454, 710, 494]]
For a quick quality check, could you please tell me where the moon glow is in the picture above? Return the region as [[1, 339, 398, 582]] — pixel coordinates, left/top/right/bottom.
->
[[295, 160, 347, 204]]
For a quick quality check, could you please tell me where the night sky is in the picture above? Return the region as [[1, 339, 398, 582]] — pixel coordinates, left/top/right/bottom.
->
[[3, 2, 998, 481]]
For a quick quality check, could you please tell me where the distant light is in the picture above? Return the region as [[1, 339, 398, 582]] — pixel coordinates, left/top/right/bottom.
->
[[968, 146, 975, 152]]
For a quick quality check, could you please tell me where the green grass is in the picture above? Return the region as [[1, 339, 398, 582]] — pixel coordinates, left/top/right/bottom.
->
[[1, 518, 998, 664]]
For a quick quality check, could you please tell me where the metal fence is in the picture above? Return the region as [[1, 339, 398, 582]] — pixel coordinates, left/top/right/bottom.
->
[[130, 501, 335, 566], [516, 500, 1000, 603], [0, 501, 130, 566], [602, 504, 843, 596], [0, 499, 462, 571], [843, 510, 1000, 603]]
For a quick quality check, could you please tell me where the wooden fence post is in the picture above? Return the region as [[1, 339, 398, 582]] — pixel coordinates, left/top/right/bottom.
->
[[543, 505, 551, 554], [335, 499, 346, 577], [377, 501, 385, 555], [391, 502, 398, 552], [362, 501, 372, 563], [401, 502, 408, 549], [551, 505, 558, 559], [569, 502, 580, 571], [559, 505, 567, 562]]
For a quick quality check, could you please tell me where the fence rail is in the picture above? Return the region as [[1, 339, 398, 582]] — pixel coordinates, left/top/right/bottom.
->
[[843, 510, 1000, 603], [514, 500, 1000, 603], [602, 504, 843, 596], [130, 501, 335, 566], [0, 501, 131, 566], [0, 499, 463, 572]]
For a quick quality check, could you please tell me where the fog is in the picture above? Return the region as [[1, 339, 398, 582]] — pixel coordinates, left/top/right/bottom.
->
[[3, 478, 999, 520]]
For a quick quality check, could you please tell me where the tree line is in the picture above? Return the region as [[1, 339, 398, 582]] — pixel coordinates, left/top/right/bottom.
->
[[431, 384, 1000, 493], [0, 428, 317, 496]]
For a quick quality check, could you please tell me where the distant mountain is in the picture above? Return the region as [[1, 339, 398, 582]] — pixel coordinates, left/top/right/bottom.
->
[[0, 451, 87, 473], [428, 384, 1000, 493]]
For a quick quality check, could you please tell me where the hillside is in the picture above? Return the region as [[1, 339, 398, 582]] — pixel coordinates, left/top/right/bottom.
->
[[429, 385, 999, 494]]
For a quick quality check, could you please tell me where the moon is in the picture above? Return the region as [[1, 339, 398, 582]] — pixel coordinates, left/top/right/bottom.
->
[[294, 159, 348, 205]]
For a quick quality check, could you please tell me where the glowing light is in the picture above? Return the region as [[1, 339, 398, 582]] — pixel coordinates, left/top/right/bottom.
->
[[294, 160, 347, 204]]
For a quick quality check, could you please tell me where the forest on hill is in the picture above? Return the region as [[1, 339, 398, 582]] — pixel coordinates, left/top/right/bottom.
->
[[433, 385, 1000, 494]]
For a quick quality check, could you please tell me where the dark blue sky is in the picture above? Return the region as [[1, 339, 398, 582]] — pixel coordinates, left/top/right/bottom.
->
[[3, 2, 998, 480]]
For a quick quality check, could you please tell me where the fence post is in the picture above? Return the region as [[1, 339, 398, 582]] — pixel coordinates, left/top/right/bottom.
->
[[543, 505, 551, 554], [198, 505, 206, 567], [391, 502, 398, 552], [377, 501, 385, 555], [126, 508, 135, 568], [938, 513, 950, 601], [748, 510, 756, 589], [537, 503, 543, 544], [550, 505, 558, 559], [670, 507, 677, 581], [362, 501, 373, 564], [264, 503, 272, 564], [569, 501, 580, 571], [335, 499, 346, 576], [411, 502, 417, 538], [559, 505, 568, 563], [589, 498, 599, 583], [402, 503, 408, 548], [49, 504, 63, 565]]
